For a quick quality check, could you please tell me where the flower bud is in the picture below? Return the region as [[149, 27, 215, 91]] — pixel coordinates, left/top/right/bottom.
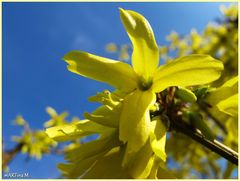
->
[[175, 87, 197, 103]]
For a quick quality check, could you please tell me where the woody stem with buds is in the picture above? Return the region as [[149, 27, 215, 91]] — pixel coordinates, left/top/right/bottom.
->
[[153, 90, 238, 165]]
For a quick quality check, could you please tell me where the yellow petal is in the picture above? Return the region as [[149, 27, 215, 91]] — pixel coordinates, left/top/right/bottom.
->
[[83, 147, 130, 179], [63, 51, 138, 93], [148, 156, 162, 179], [217, 94, 238, 116], [65, 133, 120, 163], [207, 87, 235, 106], [221, 76, 238, 88], [46, 107, 58, 117], [85, 90, 123, 128], [46, 120, 114, 142], [126, 139, 155, 178], [58, 134, 120, 178], [84, 104, 121, 128], [88, 90, 119, 108], [152, 55, 224, 92], [75, 120, 115, 138], [120, 8, 159, 81], [130, 155, 155, 179], [58, 151, 105, 178], [46, 123, 84, 142], [150, 117, 167, 162], [119, 89, 156, 154], [207, 76, 238, 105]]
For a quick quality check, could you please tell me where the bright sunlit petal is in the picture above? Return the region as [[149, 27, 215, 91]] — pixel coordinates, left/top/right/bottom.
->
[[217, 94, 238, 116], [150, 117, 167, 162], [63, 51, 138, 93], [119, 89, 156, 154], [152, 55, 224, 92], [120, 8, 159, 81]]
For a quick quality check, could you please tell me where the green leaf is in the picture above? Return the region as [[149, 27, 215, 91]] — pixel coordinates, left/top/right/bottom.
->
[[193, 86, 209, 99]]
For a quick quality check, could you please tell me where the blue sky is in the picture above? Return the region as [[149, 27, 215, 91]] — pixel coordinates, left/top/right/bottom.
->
[[2, 2, 233, 178]]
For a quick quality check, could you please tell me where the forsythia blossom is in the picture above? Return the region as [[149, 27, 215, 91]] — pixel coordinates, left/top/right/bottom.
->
[[46, 8, 223, 178], [207, 76, 238, 117]]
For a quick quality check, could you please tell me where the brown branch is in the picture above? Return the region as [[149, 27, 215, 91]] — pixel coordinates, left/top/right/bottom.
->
[[170, 118, 238, 165], [155, 90, 237, 165], [2, 142, 24, 169]]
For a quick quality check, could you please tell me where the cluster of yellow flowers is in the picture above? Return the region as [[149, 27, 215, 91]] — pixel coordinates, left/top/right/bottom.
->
[[46, 9, 225, 178], [11, 115, 57, 160]]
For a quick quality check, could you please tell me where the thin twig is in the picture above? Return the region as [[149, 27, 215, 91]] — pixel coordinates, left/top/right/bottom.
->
[[170, 118, 238, 165], [2, 142, 24, 169]]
